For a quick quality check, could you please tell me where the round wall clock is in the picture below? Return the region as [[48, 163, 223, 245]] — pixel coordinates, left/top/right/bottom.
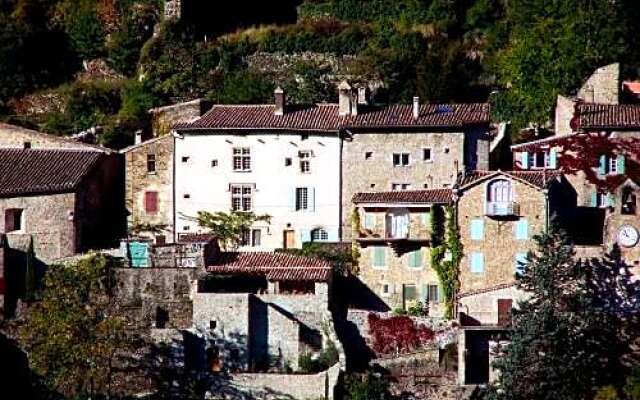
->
[[617, 225, 639, 248]]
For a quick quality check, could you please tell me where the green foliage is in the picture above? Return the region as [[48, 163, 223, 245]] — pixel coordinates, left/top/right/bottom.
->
[[406, 300, 426, 317], [341, 371, 392, 400], [277, 241, 354, 275], [594, 386, 619, 400], [19, 254, 131, 399], [212, 69, 275, 104], [195, 210, 271, 250], [298, 340, 339, 373], [430, 205, 461, 319], [392, 307, 407, 316], [625, 368, 640, 400], [58, 0, 106, 60]]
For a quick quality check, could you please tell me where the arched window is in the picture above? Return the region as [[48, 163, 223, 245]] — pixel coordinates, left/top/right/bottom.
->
[[487, 179, 513, 203], [311, 228, 329, 242]]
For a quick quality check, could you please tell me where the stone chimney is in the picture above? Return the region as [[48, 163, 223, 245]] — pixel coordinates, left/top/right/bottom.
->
[[413, 96, 420, 119], [274, 87, 285, 116], [135, 130, 143, 145], [338, 81, 353, 117]]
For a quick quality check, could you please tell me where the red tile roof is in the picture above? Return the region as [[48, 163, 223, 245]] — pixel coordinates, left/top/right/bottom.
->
[[576, 103, 640, 130], [353, 189, 453, 204], [457, 170, 562, 190], [207, 252, 332, 282], [174, 103, 490, 132], [177, 233, 216, 243], [0, 148, 102, 197]]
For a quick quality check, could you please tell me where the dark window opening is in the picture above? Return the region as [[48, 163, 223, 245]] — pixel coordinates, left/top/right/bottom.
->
[[155, 307, 169, 329], [147, 154, 156, 172], [279, 280, 315, 294], [4, 209, 23, 232]]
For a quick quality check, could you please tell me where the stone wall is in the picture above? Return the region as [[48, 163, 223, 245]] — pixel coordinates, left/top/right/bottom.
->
[[266, 303, 301, 371], [123, 135, 174, 241], [1, 192, 77, 262], [458, 176, 547, 295], [257, 285, 329, 314], [0, 123, 110, 152], [341, 131, 466, 240], [577, 63, 620, 105], [114, 267, 198, 329], [225, 363, 341, 400], [458, 286, 528, 326], [149, 99, 210, 137]]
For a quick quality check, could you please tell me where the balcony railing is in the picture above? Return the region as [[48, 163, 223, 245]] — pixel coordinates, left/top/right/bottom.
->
[[486, 201, 520, 217]]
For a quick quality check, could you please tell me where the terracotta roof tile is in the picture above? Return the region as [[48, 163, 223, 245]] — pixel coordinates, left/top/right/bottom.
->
[[177, 233, 216, 243], [577, 103, 640, 130], [0, 148, 102, 197], [207, 252, 332, 282], [174, 103, 490, 132], [457, 170, 562, 190], [353, 189, 453, 204]]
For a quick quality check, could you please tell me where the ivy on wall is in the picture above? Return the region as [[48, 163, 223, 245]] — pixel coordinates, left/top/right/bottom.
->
[[430, 205, 462, 319], [350, 207, 361, 275]]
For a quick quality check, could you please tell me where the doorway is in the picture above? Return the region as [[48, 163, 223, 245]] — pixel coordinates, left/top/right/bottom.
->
[[283, 230, 296, 249]]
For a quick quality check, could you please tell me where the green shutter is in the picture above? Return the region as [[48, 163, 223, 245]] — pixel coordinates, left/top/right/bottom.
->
[[590, 192, 598, 207], [549, 149, 558, 169], [364, 214, 375, 229], [421, 212, 431, 226], [373, 247, 386, 267], [607, 193, 615, 208], [598, 155, 607, 176], [409, 249, 423, 268], [471, 219, 484, 240], [515, 219, 529, 240], [520, 152, 529, 169], [617, 155, 626, 175], [420, 284, 428, 302]]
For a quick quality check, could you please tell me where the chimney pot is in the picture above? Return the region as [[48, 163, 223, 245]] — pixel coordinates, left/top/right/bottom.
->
[[412, 96, 420, 119], [135, 130, 143, 145], [274, 87, 285, 116], [338, 81, 352, 117]]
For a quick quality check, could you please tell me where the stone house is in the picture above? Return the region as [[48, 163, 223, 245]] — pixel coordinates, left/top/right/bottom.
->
[[121, 135, 175, 243], [351, 189, 453, 316], [0, 148, 124, 263], [192, 251, 334, 372], [454, 170, 567, 385], [0, 122, 112, 151], [172, 83, 490, 249]]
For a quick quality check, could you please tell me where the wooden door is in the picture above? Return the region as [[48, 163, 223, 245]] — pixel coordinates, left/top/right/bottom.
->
[[283, 230, 296, 249], [497, 299, 513, 326]]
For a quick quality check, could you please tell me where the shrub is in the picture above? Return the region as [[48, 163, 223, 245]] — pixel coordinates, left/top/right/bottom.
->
[[298, 340, 339, 373], [368, 313, 434, 355], [341, 371, 392, 400]]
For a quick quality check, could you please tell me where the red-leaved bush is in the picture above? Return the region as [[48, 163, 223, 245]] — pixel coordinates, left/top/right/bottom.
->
[[367, 313, 435, 355]]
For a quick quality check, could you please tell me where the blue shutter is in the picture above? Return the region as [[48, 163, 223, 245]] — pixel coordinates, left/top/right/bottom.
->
[[515, 252, 528, 275], [598, 155, 607, 176], [421, 212, 431, 226], [520, 152, 529, 169], [471, 252, 484, 273], [308, 187, 315, 212], [590, 192, 598, 207], [129, 242, 149, 268], [373, 247, 386, 267], [409, 249, 422, 268], [471, 219, 484, 240], [364, 214, 374, 229], [607, 193, 615, 208], [549, 149, 558, 169], [289, 187, 297, 211], [420, 284, 428, 303], [515, 219, 529, 240], [300, 229, 311, 244], [617, 155, 626, 175]]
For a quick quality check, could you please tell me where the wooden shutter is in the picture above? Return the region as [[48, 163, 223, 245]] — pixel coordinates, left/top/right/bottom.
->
[[471, 219, 484, 240], [515, 219, 529, 240], [409, 249, 422, 268], [308, 187, 316, 212], [598, 155, 607, 176], [617, 155, 626, 174], [145, 191, 158, 213], [549, 149, 558, 169], [471, 252, 484, 273], [373, 247, 386, 267], [520, 152, 529, 169]]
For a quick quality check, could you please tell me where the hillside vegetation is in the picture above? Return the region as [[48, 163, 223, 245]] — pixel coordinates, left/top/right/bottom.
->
[[2, 0, 640, 148]]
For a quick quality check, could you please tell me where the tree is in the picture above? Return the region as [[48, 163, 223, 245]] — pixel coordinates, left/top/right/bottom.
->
[[195, 210, 270, 250], [485, 224, 639, 400], [19, 254, 131, 399]]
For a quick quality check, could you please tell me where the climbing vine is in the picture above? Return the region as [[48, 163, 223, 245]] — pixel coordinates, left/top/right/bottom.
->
[[350, 207, 361, 275], [430, 205, 462, 319]]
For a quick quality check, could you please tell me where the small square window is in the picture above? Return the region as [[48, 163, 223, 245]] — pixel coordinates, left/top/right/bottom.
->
[[392, 153, 410, 167], [381, 283, 391, 297], [443, 147, 450, 154], [285, 157, 292, 166], [211, 160, 218, 167], [370, 183, 376, 189], [23, 141, 31, 149], [423, 148, 432, 161], [209, 320, 217, 330], [181, 156, 189, 163], [183, 226, 190, 231], [4, 209, 23, 232], [423, 183, 429, 188], [365, 151, 373, 159], [183, 194, 191, 199], [147, 154, 156, 173]]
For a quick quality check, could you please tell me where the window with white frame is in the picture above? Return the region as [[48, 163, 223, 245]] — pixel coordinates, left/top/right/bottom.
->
[[609, 156, 618, 174], [295, 187, 309, 211], [392, 153, 410, 167], [427, 284, 439, 303], [299, 151, 312, 173], [232, 148, 251, 171], [311, 227, 329, 242], [528, 151, 550, 169], [596, 191, 610, 208], [240, 229, 262, 247], [147, 154, 156, 173], [231, 184, 253, 211]]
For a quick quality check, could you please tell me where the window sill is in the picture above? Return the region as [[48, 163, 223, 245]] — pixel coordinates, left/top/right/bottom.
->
[[232, 170, 252, 173]]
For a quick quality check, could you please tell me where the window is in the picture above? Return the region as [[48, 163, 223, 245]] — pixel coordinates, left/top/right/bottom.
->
[[299, 151, 312, 173], [596, 191, 610, 208], [381, 283, 391, 297], [470, 252, 484, 274], [23, 141, 31, 149], [599, 154, 625, 175], [183, 194, 190, 199], [240, 229, 262, 247], [4, 209, 23, 232], [373, 247, 386, 268], [181, 156, 189, 163], [622, 187, 637, 215], [470, 219, 484, 240], [515, 219, 529, 240], [443, 147, 450, 154], [427, 284, 439, 303], [423, 148, 432, 161], [147, 154, 156, 173], [528, 152, 550, 169], [183, 226, 190, 231], [392, 153, 410, 167], [609, 156, 618, 174], [231, 184, 253, 211], [392, 183, 411, 191], [144, 191, 158, 214], [311, 228, 329, 242], [285, 157, 292, 166], [364, 214, 375, 229], [295, 187, 309, 211], [386, 209, 410, 239], [515, 252, 528, 275], [487, 179, 513, 203], [211, 159, 218, 168], [365, 151, 373, 159], [232, 147, 251, 171], [408, 249, 423, 269]]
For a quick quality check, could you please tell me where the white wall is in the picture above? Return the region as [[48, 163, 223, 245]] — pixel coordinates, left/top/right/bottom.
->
[[175, 132, 341, 250]]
